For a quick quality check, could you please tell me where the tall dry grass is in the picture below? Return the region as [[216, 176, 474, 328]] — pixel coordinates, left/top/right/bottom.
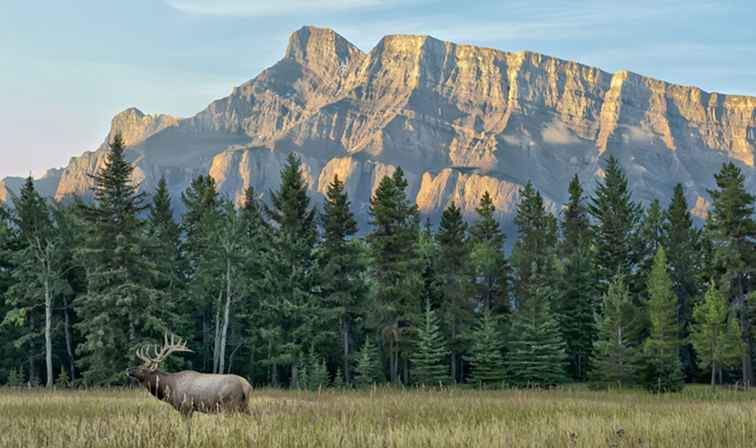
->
[[2, 385, 756, 447]]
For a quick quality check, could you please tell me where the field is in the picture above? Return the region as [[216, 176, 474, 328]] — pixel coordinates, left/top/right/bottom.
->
[[2, 386, 756, 447]]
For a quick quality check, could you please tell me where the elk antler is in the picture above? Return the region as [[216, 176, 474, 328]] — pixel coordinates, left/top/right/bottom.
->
[[136, 332, 192, 369]]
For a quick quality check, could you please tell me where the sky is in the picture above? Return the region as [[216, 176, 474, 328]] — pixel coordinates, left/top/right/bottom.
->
[[1, 0, 754, 179]]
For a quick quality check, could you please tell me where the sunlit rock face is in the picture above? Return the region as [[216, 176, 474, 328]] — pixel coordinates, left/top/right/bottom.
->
[[3, 26, 754, 234]]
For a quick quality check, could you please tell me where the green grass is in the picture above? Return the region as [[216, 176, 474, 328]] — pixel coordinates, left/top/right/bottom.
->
[[2, 385, 756, 447]]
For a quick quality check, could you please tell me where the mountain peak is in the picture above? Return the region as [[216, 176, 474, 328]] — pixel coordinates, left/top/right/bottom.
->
[[107, 108, 178, 147], [285, 26, 363, 72]]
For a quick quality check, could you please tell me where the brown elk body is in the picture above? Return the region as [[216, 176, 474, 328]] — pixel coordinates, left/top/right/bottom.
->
[[127, 333, 252, 417]]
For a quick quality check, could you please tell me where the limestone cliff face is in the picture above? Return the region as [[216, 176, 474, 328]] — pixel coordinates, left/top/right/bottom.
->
[[4, 26, 754, 232]]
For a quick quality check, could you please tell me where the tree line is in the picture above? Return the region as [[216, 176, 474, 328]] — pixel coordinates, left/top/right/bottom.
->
[[1, 135, 754, 391]]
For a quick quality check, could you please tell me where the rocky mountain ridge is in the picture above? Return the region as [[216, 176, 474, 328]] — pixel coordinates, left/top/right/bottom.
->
[[2, 26, 754, 232]]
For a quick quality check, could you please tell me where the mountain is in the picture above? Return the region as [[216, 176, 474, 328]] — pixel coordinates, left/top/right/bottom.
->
[[2, 26, 754, 233]]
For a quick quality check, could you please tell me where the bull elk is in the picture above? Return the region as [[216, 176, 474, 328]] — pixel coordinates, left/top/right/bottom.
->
[[127, 333, 252, 417]]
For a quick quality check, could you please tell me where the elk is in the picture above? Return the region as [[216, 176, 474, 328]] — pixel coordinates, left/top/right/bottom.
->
[[127, 333, 252, 417]]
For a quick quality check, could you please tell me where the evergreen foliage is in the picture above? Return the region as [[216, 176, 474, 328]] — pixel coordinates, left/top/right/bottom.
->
[[664, 184, 702, 380], [691, 283, 743, 385], [264, 153, 320, 385], [470, 191, 509, 313], [1, 149, 753, 391], [435, 202, 472, 383], [511, 182, 558, 306], [558, 175, 597, 381], [368, 168, 421, 384], [642, 247, 684, 392], [411, 302, 449, 386], [75, 135, 167, 384], [7, 367, 23, 386], [466, 309, 506, 386], [705, 162, 756, 385], [590, 276, 643, 388], [319, 175, 366, 386], [355, 337, 384, 387], [506, 269, 567, 386], [589, 156, 642, 292]]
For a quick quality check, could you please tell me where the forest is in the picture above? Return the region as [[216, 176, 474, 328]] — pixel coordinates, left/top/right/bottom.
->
[[0, 134, 754, 392]]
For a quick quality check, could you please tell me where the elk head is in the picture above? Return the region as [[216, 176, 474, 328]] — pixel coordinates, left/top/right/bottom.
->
[[127, 332, 192, 382]]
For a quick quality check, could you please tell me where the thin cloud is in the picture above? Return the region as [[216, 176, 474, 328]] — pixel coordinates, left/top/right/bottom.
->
[[165, 0, 426, 16]]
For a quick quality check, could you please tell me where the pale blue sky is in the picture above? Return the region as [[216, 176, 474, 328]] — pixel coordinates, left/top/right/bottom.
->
[[1, 0, 754, 179]]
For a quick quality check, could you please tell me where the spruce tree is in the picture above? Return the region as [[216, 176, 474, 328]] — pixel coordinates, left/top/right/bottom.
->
[[470, 191, 508, 313], [637, 199, 665, 285], [411, 301, 449, 386], [0, 205, 17, 383], [319, 175, 367, 386], [705, 162, 756, 385], [368, 167, 421, 384], [181, 175, 222, 372], [511, 182, 558, 306], [691, 283, 743, 385], [558, 175, 597, 381], [238, 186, 271, 381], [265, 153, 320, 384], [589, 156, 642, 293], [305, 349, 329, 390], [75, 134, 165, 384], [506, 268, 567, 386], [355, 337, 384, 386], [146, 177, 183, 330], [664, 184, 702, 381], [642, 247, 684, 393], [467, 308, 506, 386], [435, 202, 473, 383], [590, 276, 642, 388]]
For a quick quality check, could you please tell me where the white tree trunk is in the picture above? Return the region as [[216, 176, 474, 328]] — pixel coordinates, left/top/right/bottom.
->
[[219, 257, 232, 374], [44, 275, 52, 388], [213, 291, 222, 373]]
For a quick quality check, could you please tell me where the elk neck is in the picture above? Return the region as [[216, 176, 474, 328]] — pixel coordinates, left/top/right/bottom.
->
[[142, 370, 175, 400]]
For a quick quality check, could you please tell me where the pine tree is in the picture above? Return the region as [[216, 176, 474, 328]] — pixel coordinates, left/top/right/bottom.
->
[[665, 183, 702, 381], [590, 276, 642, 388], [208, 201, 248, 374], [56, 366, 70, 387], [368, 167, 421, 384], [238, 186, 271, 381], [637, 199, 665, 286], [0, 205, 18, 384], [705, 162, 756, 385], [181, 175, 222, 373], [642, 247, 684, 393], [589, 156, 642, 293], [506, 269, 567, 386], [7, 367, 23, 386], [466, 308, 506, 386], [333, 368, 345, 388], [355, 337, 384, 387], [319, 175, 367, 386], [411, 301, 449, 386], [75, 134, 165, 384], [146, 177, 183, 332], [691, 283, 743, 385], [558, 174, 597, 381], [5, 177, 68, 388], [469, 191, 508, 313], [305, 349, 329, 390], [264, 153, 320, 384], [511, 182, 558, 306], [435, 202, 473, 383]]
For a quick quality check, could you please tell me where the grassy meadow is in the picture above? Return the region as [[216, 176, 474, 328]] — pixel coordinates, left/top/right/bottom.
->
[[2, 385, 756, 447]]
